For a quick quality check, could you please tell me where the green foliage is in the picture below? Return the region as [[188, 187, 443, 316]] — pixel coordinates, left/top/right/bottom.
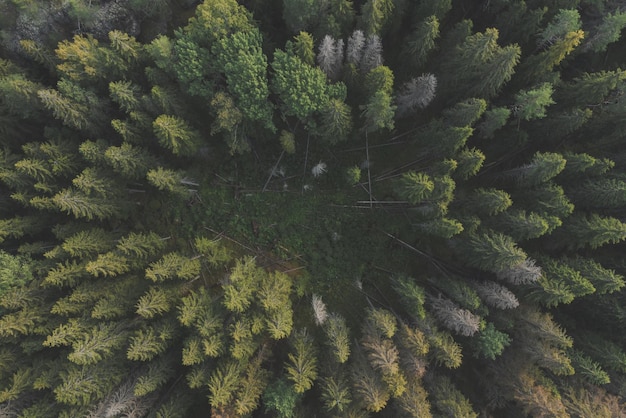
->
[[428, 375, 478, 418], [403, 15, 440, 69], [3, 0, 626, 416], [361, 90, 396, 132], [537, 9, 581, 47], [395, 171, 434, 204], [428, 331, 462, 369], [152, 114, 200, 156], [455, 148, 485, 179], [215, 28, 274, 130], [360, 0, 394, 35], [585, 11, 626, 52], [393, 276, 426, 319], [285, 329, 318, 393], [319, 98, 353, 143], [442, 98, 487, 127], [263, 378, 299, 418], [456, 230, 527, 274], [471, 323, 511, 360], [514, 83, 555, 120], [271, 48, 346, 122], [323, 313, 351, 363], [571, 350, 610, 386], [282, 0, 321, 32], [0, 251, 34, 296], [555, 213, 626, 250]]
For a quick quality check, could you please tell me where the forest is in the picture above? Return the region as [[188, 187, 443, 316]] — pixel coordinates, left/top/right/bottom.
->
[[1, 0, 626, 416]]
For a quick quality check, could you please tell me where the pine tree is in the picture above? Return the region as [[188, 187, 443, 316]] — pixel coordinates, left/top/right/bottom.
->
[[536, 9, 581, 48], [395, 74, 437, 117], [285, 328, 318, 393], [53, 189, 121, 221], [222, 256, 260, 313], [513, 83, 555, 121], [317, 35, 343, 81], [62, 228, 114, 258], [282, 0, 322, 32], [427, 375, 478, 418], [477, 106, 510, 138], [584, 11, 626, 52], [126, 320, 175, 361], [72, 168, 117, 198], [208, 361, 241, 412], [146, 167, 190, 195], [360, 34, 383, 72], [318, 98, 353, 143], [152, 114, 200, 156], [402, 16, 439, 70], [474, 281, 519, 309], [67, 323, 127, 365], [396, 377, 432, 417], [346, 30, 366, 65], [394, 171, 434, 204], [567, 178, 626, 209], [116, 231, 166, 260], [392, 276, 427, 320], [462, 188, 512, 216], [489, 209, 550, 241], [471, 323, 511, 360], [359, 0, 394, 35], [570, 350, 611, 386], [290, 32, 315, 65], [323, 313, 351, 364], [108, 80, 141, 114], [442, 98, 487, 127], [37, 88, 89, 131], [553, 213, 626, 250], [351, 359, 390, 412], [85, 252, 130, 278], [429, 297, 481, 337], [54, 361, 125, 407], [454, 148, 485, 179], [320, 375, 352, 413], [233, 357, 269, 415], [55, 34, 102, 81], [563, 257, 625, 294], [0, 74, 44, 119], [145, 252, 201, 282], [507, 151, 566, 187], [215, 28, 274, 130], [209, 92, 245, 154], [136, 286, 172, 319], [361, 90, 396, 132], [455, 230, 527, 274], [104, 142, 153, 179]]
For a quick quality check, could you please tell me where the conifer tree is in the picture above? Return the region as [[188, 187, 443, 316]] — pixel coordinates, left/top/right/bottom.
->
[[359, 0, 394, 35], [455, 230, 527, 274], [285, 328, 318, 393], [320, 375, 352, 413], [215, 28, 274, 130], [430, 297, 481, 337], [584, 11, 626, 52], [402, 16, 439, 70], [552, 213, 626, 250], [53, 189, 121, 221], [62, 228, 115, 258], [395, 74, 437, 117], [104, 142, 153, 179], [152, 114, 200, 156], [317, 35, 344, 81]]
